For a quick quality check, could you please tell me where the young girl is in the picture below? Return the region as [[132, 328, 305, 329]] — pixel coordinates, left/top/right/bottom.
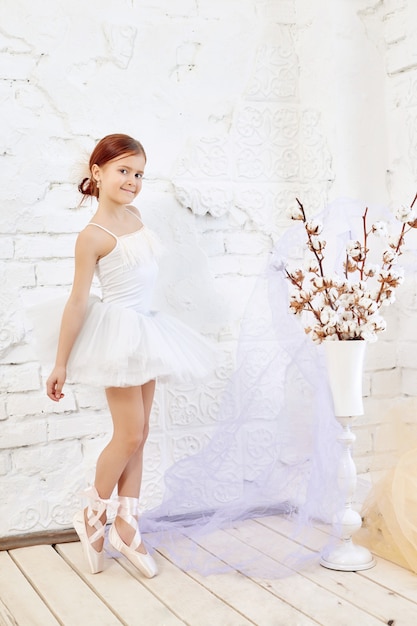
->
[[45, 134, 214, 577]]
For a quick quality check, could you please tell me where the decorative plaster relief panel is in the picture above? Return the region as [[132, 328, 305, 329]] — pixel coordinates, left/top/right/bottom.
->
[[8, 469, 84, 534], [173, 31, 333, 221], [10, 494, 79, 533], [166, 385, 221, 428], [172, 431, 213, 463], [149, 386, 163, 431], [245, 41, 298, 102], [142, 437, 165, 509]]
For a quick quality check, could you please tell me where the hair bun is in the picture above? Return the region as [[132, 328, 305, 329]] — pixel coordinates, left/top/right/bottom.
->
[[78, 177, 98, 198]]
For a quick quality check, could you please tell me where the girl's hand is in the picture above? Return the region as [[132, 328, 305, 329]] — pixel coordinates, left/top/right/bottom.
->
[[46, 366, 67, 401]]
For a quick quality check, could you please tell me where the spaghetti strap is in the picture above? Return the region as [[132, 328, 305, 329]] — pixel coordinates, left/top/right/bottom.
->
[[125, 207, 142, 223], [87, 223, 118, 240]]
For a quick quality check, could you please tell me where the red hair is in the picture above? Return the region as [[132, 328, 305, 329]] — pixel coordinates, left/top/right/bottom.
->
[[78, 134, 146, 200]]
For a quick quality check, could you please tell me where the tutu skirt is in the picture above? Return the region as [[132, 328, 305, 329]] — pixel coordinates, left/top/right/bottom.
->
[[29, 295, 216, 387]]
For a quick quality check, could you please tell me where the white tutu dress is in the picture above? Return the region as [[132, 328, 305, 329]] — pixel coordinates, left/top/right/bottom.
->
[[31, 218, 215, 387]]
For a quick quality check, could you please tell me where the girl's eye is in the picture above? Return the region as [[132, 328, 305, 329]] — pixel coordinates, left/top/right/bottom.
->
[[120, 169, 128, 174], [135, 173, 143, 179]]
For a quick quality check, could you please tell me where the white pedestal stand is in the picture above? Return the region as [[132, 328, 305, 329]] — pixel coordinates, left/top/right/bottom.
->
[[320, 340, 375, 571]]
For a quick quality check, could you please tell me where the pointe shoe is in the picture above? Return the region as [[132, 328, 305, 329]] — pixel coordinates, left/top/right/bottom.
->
[[109, 495, 158, 578], [73, 486, 110, 574]]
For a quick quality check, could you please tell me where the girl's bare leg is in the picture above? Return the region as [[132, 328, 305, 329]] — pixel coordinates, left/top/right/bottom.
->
[[95, 383, 154, 497], [113, 380, 155, 552], [85, 380, 155, 550], [117, 379, 155, 496]]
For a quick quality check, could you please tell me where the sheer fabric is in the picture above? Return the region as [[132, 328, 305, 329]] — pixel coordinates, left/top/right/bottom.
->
[[140, 202, 379, 577]]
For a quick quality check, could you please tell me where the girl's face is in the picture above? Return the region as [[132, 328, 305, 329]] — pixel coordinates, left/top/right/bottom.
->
[[93, 152, 146, 206]]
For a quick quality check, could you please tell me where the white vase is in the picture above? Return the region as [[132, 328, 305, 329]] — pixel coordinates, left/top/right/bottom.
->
[[320, 339, 375, 572], [324, 340, 366, 417]]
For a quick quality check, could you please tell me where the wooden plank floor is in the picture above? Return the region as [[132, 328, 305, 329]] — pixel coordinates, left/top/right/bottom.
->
[[1, 515, 416, 626]]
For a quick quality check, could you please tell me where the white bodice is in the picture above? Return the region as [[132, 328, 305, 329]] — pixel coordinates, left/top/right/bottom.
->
[[93, 226, 161, 314]]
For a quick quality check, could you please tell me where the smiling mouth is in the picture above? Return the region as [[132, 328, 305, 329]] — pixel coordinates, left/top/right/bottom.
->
[[121, 188, 135, 194]]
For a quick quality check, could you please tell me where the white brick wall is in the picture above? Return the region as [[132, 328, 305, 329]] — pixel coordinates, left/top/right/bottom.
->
[[1, 0, 417, 537]]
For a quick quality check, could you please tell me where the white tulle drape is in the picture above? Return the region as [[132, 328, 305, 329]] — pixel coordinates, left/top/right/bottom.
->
[[140, 201, 384, 577]]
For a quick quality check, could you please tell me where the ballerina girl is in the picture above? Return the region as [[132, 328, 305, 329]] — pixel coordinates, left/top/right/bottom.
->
[[44, 133, 214, 577]]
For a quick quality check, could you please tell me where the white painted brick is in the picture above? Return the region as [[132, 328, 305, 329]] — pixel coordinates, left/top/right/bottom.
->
[[75, 386, 107, 410], [0, 204, 26, 233], [198, 232, 225, 256], [386, 39, 417, 75], [14, 235, 76, 260], [0, 397, 6, 420], [6, 390, 77, 418], [224, 232, 272, 255], [364, 340, 397, 371], [0, 451, 11, 475], [396, 312, 417, 341], [380, 307, 398, 341], [0, 238, 14, 258], [209, 254, 267, 277], [370, 368, 402, 397], [18, 185, 89, 229], [351, 424, 373, 457], [19, 205, 93, 235], [0, 417, 47, 449], [47, 411, 111, 441], [0, 344, 38, 365], [12, 440, 83, 477], [362, 396, 396, 427], [397, 340, 417, 369], [357, 452, 393, 475], [21, 285, 70, 308], [400, 367, 417, 396], [41, 469, 85, 506], [0, 262, 36, 287], [81, 434, 112, 474], [355, 455, 374, 476], [0, 363, 40, 392], [362, 372, 371, 398], [36, 260, 75, 286], [383, 12, 406, 44]]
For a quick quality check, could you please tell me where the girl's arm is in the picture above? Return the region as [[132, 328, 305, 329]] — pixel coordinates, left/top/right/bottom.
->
[[46, 229, 100, 401]]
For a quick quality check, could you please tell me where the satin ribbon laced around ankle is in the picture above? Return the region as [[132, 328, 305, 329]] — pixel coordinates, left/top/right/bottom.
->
[[108, 494, 158, 577], [116, 496, 142, 549], [81, 486, 115, 541]]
